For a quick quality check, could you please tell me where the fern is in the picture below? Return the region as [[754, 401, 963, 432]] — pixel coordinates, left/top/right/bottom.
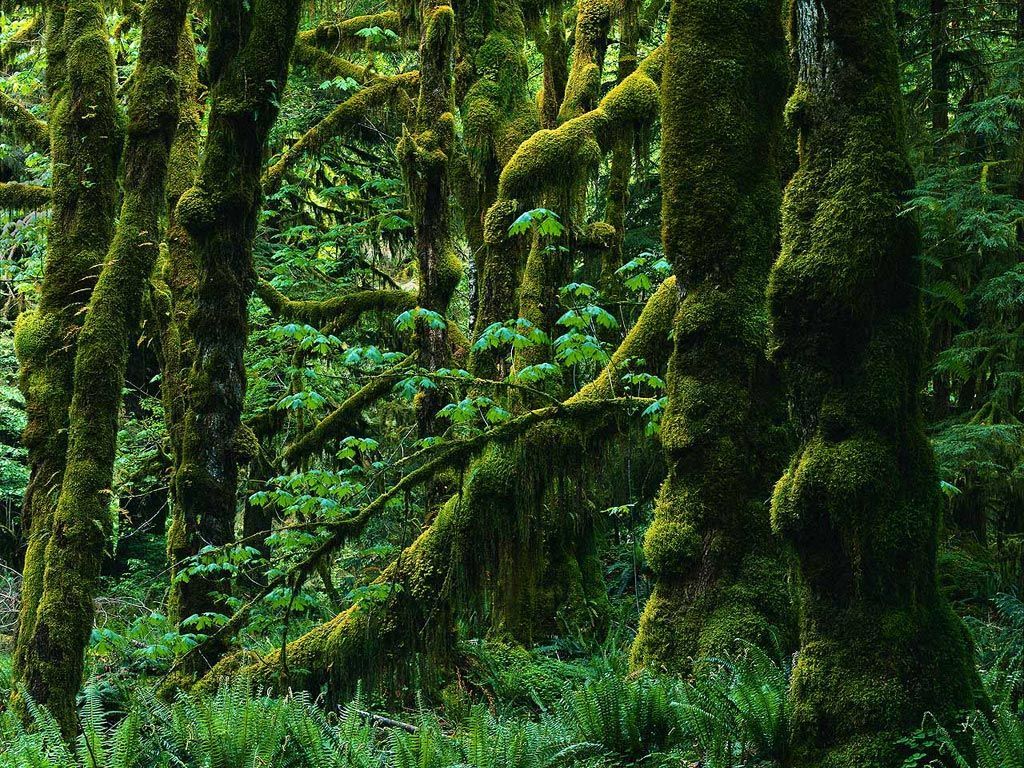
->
[[675, 644, 791, 768], [167, 676, 287, 768], [556, 673, 680, 762]]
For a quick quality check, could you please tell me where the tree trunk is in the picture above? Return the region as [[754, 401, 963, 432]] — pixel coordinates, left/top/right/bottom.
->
[[11, 0, 121, 716], [630, 0, 793, 675], [15, 0, 188, 737], [167, 0, 302, 678], [767, 1, 985, 763]]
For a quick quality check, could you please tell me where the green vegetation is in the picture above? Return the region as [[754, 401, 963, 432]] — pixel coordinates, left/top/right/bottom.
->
[[0, 0, 1022, 765]]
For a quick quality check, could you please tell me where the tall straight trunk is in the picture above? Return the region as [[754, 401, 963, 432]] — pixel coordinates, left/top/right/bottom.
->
[[399, 0, 461, 436], [15, 0, 188, 736], [600, 0, 639, 293], [12, 0, 120, 708], [167, 0, 302, 677], [767, 1, 984, 764], [929, 0, 952, 418], [630, 0, 793, 675]]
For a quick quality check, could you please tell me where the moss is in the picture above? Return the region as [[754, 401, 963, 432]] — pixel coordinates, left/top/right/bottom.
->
[[14, 0, 189, 738], [630, 0, 794, 676], [298, 11, 406, 52], [201, 279, 678, 700], [0, 91, 48, 152], [168, 0, 303, 674], [765, 1, 985, 764], [264, 71, 419, 195], [12, 0, 122, 727], [558, 0, 611, 123]]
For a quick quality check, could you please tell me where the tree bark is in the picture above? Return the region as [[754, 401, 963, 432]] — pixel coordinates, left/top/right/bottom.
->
[[630, 0, 794, 675], [167, 0, 302, 677]]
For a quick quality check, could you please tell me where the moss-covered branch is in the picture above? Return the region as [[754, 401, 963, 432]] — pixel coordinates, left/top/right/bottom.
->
[[263, 72, 419, 196], [283, 361, 414, 467], [196, 277, 677, 698], [482, 47, 662, 237], [298, 11, 405, 51], [0, 14, 42, 65], [255, 279, 415, 327], [0, 181, 49, 210], [0, 90, 48, 152]]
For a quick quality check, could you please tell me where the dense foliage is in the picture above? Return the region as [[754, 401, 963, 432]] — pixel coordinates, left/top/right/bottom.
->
[[0, 0, 1021, 765]]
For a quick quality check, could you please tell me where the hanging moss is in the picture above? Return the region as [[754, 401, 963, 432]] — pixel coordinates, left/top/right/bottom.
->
[[630, 0, 794, 677], [199, 278, 678, 700], [263, 71, 420, 195], [766, 2, 985, 764]]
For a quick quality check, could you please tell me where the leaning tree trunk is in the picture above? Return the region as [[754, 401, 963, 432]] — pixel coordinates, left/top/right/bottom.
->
[[11, 0, 120, 709], [767, 1, 984, 764], [15, 0, 188, 737], [167, 0, 302, 677], [630, 0, 794, 675]]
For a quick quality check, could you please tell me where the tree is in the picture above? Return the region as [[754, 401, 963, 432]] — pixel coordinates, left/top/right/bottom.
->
[[767, 1, 985, 763], [12, 0, 188, 737], [166, 0, 302, 675], [630, 0, 794, 675]]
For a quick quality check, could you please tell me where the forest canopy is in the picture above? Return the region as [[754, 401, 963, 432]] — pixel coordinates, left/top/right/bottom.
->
[[0, 1, 1022, 767]]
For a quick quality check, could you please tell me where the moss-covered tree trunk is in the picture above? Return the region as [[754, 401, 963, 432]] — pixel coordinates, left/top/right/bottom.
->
[[14, 0, 188, 736], [599, 0, 638, 294], [459, 0, 537, 378], [767, 1, 984, 764], [630, 0, 793, 675], [167, 0, 302, 675], [12, 0, 120, 703], [399, 0, 461, 436]]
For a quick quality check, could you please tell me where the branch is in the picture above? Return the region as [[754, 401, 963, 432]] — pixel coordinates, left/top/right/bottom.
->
[[283, 361, 414, 466], [0, 181, 50, 210], [255, 279, 416, 326], [0, 91, 48, 152], [263, 72, 418, 195], [0, 14, 42, 64], [192, 279, 679, 694], [178, 396, 652, 683], [298, 11, 405, 52], [483, 47, 663, 241]]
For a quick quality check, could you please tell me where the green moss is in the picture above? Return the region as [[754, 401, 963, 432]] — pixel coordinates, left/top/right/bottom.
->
[[202, 280, 679, 700], [765, 1, 985, 764], [168, 0, 303, 674], [630, 0, 794, 676]]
